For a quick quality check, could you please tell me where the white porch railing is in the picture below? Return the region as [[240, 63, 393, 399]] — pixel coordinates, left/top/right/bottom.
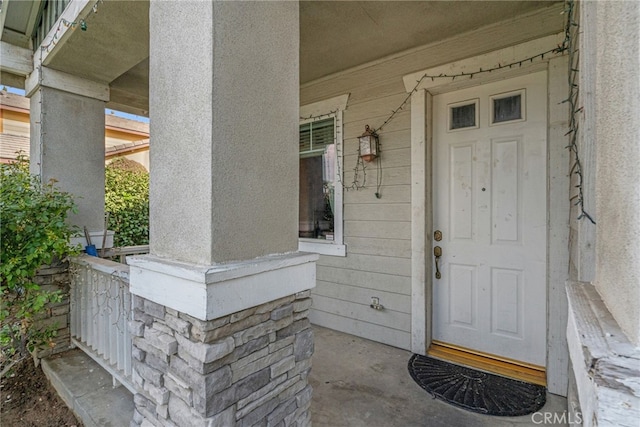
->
[[69, 255, 135, 393]]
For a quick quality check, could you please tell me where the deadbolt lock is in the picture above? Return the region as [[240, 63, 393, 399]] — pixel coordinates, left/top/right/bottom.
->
[[434, 230, 442, 242]]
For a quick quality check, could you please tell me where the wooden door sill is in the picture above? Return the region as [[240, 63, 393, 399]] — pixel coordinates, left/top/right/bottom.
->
[[428, 340, 546, 386]]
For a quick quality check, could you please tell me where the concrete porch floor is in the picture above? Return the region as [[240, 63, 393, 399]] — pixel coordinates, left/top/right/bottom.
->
[[42, 325, 567, 427], [310, 326, 567, 427]]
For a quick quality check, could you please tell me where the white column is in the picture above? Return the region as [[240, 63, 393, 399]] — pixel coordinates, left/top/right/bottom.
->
[[26, 67, 109, 230], [130, 1, 316, 321]]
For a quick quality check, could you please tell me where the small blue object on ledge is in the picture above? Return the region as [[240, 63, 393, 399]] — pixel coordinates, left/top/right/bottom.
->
[[85, 244, 98, 256]]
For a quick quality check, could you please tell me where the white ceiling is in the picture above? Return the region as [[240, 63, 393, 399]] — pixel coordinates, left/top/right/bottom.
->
[[1, 1, 561, 114], [300, 1, 559, 83]]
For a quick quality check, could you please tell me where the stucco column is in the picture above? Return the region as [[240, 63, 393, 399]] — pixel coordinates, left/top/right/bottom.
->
[[26, 68, 108, 231], [129, 3, 315, 426], [147, 1, 299, 266], [593, 0, 640, 346]]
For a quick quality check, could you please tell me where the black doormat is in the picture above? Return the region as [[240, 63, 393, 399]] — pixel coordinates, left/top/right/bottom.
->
[[408, 354, 546, 416]]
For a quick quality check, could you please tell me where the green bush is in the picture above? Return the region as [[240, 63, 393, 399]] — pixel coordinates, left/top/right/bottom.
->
[[105, 158, 149, 247], [0, 156, 79, 374]]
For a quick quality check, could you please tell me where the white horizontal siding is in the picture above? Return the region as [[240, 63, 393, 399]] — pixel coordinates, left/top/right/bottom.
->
[[345, 184, 410, 204], [317, 266, 410, 294], [344, 220, 411, 239], [303, 2, 565, 351], [313, 294, 410, 331], [345, 237, 411, 259], [310, 310, 411, 350], [320, 253, 411, 277], [344, 204, 411, 222], [315, 280, 411, 313]]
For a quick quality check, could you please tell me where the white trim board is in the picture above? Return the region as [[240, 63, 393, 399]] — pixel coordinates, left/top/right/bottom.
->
[[566, 282, 640, 426], [405, 41, 570, 396], [410, 88, 431, 353], [300, 94, 349, 119], [128, 252, 318, 321]]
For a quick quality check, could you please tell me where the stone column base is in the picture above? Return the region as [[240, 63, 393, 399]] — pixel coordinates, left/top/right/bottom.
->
[[129, 291, 314, 427], [33, 262, 72, 360]]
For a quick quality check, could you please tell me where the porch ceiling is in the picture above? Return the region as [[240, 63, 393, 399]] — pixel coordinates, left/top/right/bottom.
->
[[299, 1, 559, 83], [1, 0, 561, 116]]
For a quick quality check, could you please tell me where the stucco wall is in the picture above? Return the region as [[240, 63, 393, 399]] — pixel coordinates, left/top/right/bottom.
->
[[593, 0, 640, 345]]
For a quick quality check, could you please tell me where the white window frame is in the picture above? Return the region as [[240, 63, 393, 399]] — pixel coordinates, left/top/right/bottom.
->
[[298, 94, 349, 257], [489, 89, 526, 126]]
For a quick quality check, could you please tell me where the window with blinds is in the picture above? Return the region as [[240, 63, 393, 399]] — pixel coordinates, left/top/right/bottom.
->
[[299, 117, 336, 241], [299, 118, 335, 158], [298, 95, 347, 256]]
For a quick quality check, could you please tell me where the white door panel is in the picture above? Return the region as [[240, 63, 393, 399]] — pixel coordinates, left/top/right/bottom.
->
[[433, 72, 547, 366]]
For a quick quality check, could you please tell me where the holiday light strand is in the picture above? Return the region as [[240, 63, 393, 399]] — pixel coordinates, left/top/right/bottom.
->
[[563, 0, 595, 224], [40, 0, 103, 53], [372, 45, 567, 135]]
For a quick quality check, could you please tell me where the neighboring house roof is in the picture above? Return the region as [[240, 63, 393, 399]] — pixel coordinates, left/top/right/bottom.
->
[[0, 91, 29, 111], [0, 90, 149, 163], [0, 133, 29, 163], [0, 133, 150, 163], [106, 139, 150, 158]]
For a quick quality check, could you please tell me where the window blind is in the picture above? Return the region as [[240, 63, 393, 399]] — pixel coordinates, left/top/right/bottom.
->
[[300, 118, 334, 156]]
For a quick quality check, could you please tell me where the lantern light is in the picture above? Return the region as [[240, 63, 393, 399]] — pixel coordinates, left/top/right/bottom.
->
[[358, 125, 379, 162]]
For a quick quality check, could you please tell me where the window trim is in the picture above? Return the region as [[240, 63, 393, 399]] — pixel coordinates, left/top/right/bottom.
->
[[298, 94, 349, 257]]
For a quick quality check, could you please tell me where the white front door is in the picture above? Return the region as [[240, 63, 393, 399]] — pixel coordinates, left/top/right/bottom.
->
[[432, 72, 547, 366]]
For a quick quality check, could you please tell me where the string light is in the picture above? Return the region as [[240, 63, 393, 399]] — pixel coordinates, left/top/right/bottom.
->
[[301, 45, 569, 196], [37, 48, 44, 178], [563, 0, 595, 224], [372, 45, 567, 136], [301, 2, 586, 210], [40, 0, 103, 52], [299, 110, 338, 122]]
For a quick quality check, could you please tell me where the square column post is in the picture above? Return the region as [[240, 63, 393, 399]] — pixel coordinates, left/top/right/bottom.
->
[[26, 67, 109, 231], [148, 1, 299, 265], [129, 3, 316, 426]]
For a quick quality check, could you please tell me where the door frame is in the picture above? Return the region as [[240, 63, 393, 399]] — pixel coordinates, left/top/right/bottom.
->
[[404, 34, 571, 396]]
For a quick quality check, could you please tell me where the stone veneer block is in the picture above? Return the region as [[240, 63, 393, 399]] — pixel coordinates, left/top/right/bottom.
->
[[131, 291, 315, 426], [33, 262, 72, 359], [174, 334, 235, 364]]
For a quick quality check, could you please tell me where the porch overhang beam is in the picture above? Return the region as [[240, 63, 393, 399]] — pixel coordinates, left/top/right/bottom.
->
[[1, 28, 31, 48], [0, 41, 33, 76], [0, 0, 9, 40], [25, 65, 109, 101]]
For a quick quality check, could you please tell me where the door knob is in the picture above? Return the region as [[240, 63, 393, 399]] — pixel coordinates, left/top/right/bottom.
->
[[434, 246, 442, 279]]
